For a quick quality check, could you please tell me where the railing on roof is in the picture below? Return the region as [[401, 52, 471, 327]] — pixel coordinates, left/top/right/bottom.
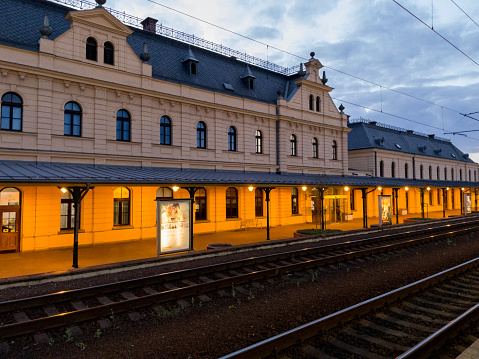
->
[[49, 0, 301, 76], [349, 118, 451, 142]]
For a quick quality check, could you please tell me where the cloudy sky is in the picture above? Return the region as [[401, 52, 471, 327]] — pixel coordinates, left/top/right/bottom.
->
[[100, 0, 479, 160]]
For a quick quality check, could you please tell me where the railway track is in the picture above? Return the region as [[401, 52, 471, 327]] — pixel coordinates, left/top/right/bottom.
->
[[220, 257, 479, 359], [1, 216, 478, 345]]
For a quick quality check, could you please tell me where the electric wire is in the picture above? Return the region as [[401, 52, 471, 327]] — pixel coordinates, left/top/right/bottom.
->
[[450, 0, 479, 29], [143, 0, 479, 135]]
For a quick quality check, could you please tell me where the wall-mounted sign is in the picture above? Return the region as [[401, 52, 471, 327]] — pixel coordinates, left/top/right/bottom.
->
[[378, 195, 392, 225], [156, 199, 192, 255], [464, 193, 472, 215]]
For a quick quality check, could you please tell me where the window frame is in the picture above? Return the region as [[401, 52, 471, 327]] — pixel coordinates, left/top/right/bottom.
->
[[255, 130, 263, 154], [86, 37, 98, 61], [309, 94, 314, 111], [290, 134, 297, 156], [116, 109, 131, 142], [420, 165, 424, 179], [160, 116, 172, 145], [312, 137, 318, 158], [291, 187, 299, 214], [197, 121, 207, 149], [379, 160, 384, 177], [255, 188, 263, 217], [316, 96, 321, 112], [228, 126, 237, 151], [113, 187, 130, 226], [332, 140, 338, 160], [64, 101, 82, 137], [1, 92, 23, 132], [195, 188, 207, 221], [405, 163, 409, 179], [225, 187, 238, 218], [391, 162, 396, 178], [60, 194, 75, 230], [104, 41, 114, 65]]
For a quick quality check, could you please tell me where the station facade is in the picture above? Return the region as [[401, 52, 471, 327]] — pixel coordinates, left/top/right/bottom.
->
[[0, 0, 477, 253]]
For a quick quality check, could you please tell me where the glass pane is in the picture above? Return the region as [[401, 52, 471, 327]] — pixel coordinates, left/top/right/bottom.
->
[[12, 118, 21, 131], [114, 201, 120, 225], [0, 188, 20, 205], [64, 123, 71, 135], [122, 202, 129, 224], [60, 215, 68, 229], [12, 107, 21, 119], [61, 202, 69, 216], [2, 212, 16, 232]]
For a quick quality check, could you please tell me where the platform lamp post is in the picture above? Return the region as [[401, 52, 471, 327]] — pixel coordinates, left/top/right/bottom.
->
[[60, 184, 91, 269], [260, 187, 275, 240], [442, 188, 447, 218], [359, 187, 377, 228]]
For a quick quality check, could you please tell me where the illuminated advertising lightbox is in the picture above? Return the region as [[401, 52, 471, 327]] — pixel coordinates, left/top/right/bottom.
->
[[156, 199, 192, 255], [378, 195, 392, 225], [464, 193, 472, 215]]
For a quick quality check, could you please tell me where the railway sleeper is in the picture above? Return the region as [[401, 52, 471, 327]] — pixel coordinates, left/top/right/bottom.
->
[[402, 301, 458, 318], [375, 313, 435, 333]]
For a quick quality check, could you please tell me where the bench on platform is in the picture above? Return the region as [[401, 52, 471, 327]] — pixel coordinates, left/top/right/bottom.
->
[[240, 219, 262, 230]]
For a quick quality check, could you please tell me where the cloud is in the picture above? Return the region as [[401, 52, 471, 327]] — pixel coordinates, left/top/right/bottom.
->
[[245, 26, 281, 40]]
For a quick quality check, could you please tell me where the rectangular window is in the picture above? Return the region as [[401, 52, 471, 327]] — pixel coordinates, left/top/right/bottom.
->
[[60, 199, 75, 230]]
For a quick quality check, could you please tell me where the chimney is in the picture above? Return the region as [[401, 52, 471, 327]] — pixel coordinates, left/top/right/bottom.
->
[[141, 17, 158, 33]]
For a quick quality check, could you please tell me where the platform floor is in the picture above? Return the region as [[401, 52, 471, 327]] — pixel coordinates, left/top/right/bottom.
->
[[0, 210, 463, 279]]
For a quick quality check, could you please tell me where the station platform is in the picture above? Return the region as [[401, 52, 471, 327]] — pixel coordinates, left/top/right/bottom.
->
[[0, 210, 463, 280]]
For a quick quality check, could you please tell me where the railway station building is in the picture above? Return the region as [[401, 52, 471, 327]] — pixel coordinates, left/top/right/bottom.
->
[[0, 0, 478, 254]]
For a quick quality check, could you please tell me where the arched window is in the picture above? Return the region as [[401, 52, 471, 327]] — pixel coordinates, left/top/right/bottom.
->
[[420, 165, 424, 179], [228, 126, 237, 151], [391, 162, 396, 178], [379, 160, 384, 177], [104, 42, 114, 65], [195, 188, 207, 220], [469, 170, 471, 182], [0, 187, 20, 206], [156, 187, 173, 199], [60, 191, 75, 230], [113, 187, 130, 226], [332, 140, 338, 160], [255, 188, 263, 217], [1, 92, 23, 131], [437, 166, 440, 180], [190, 62, 197, 76], [451, 168, 454, 181], [405, 163, 409, 179], [116, 109, 130, 141], [226, 187, 238, 218], [160, 116, 172, 145], [312, 137, 318, 158], [444, 167, 447, 180], [255, 130, 263, 154], [291, 187, 299, 214], [429, 166, 432, 179], [316, 96, 321, 112], [459, 169, 462, 181], [197, 121, 206, 149], [64, 101, 82, 137], [290, 134, 297, 156], [86, 37, 97, 61], [309, 94, 314, 111]]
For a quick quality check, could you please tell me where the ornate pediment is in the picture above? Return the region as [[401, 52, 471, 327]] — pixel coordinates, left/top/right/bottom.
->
[[65, 8, 133, 37]]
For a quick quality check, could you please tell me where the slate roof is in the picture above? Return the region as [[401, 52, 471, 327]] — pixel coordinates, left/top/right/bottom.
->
[[348, 121, 475, 164], [0, 161, 476, 188], [0, 0, 302, 104]]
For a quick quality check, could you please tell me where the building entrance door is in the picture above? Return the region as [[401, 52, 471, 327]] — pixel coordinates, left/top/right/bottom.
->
[[0, 207, 20, 252]]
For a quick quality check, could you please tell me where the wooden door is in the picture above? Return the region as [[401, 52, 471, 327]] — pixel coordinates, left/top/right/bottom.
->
[[0, 206, 20, 252]]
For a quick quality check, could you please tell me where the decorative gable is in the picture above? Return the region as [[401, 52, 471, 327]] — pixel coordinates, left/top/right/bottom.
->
[[65, 8, 133, 37]]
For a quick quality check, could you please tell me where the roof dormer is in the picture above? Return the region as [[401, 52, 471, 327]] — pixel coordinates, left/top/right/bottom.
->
[[182, 45, 199, 75], [241, 65, 256, 90]]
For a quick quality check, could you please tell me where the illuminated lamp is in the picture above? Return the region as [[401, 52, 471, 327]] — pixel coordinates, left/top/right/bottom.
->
[[60, 187, 68, 193], [344, 186, 349, 191], [248, 186, 254, 192], [447, 187, 450, 191], [377, 187, 382, 191], [302, 186, 307, 191], [461, 188, 465, 191], [427, 187, 431, 191], [172, 186, 180, 192], [405, 187, 409, 191]]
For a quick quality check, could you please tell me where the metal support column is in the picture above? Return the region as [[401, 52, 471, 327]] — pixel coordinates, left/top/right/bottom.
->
[[261, 188, 275, 241], [442, 188, 446, 218], [420, 188, 425, 219], [68, 184, 90, 269], [319, 188, 325, 230], [182, 187, 204, 247], [393, 188, 399, 224]]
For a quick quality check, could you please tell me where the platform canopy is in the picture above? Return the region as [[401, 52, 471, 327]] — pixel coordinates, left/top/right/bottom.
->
[[0, 160, 477, 188]]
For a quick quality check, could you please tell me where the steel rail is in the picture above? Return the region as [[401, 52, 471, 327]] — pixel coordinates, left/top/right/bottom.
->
[[0, 217, 474, 314], [0, 223, 477, 340], [219, 256, 479, 359]]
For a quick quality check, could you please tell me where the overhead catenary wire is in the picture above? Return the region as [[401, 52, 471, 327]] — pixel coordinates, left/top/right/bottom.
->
[[143, 0, 479, 132], [450, 0, 479, 29]]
